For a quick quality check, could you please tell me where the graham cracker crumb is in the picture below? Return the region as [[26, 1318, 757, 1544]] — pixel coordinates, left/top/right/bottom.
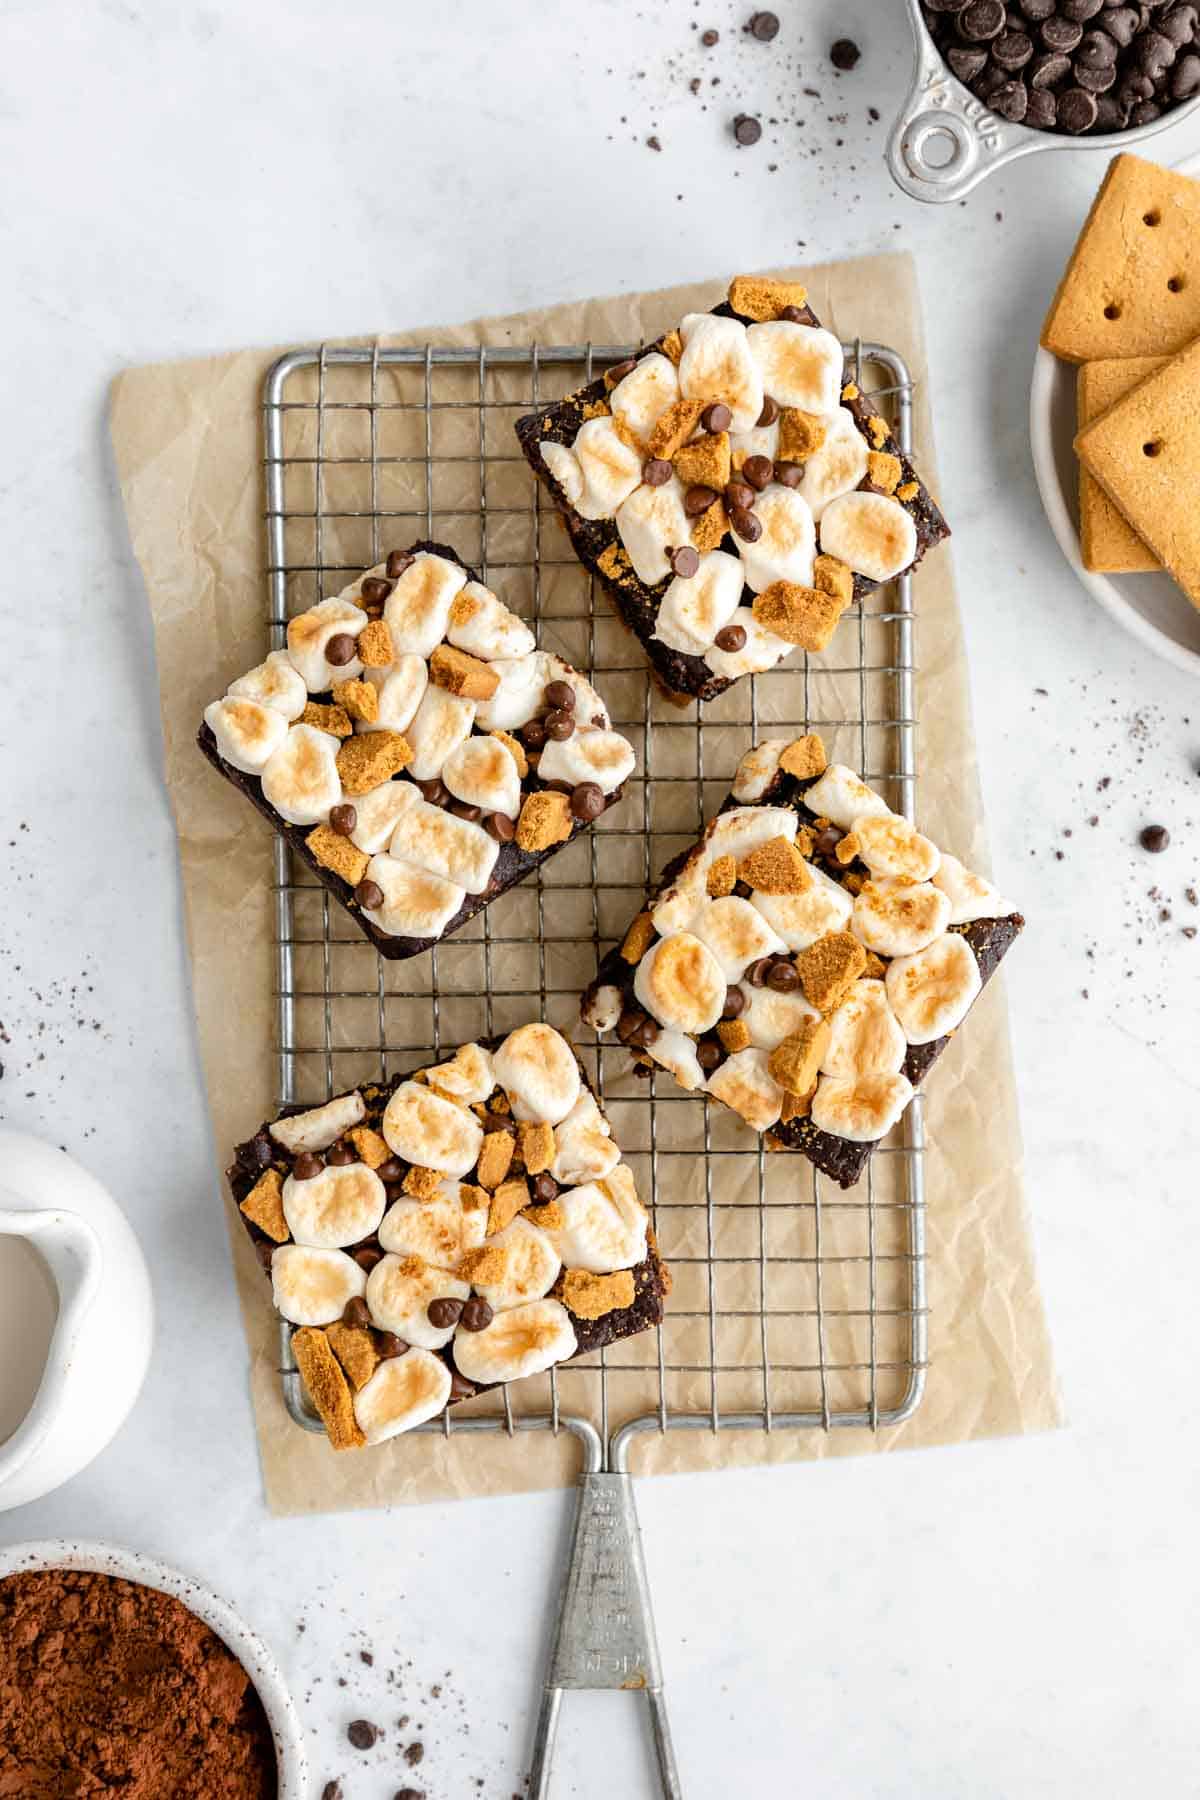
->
[[779, 735, 827, 781], [867, 415, 889, 450], [620, 912, 658, 963], [834, 832, 860, 866], [347, 1126, 390, 1170], [691, 498, 730, 552], [795, 824, 815, 858], [487, 1089, 511, 1116], [768, 1018, 831, 1096], [332, 678, 379, 725], [460, 1243, 509, 1284], [582, 398, 612, 419], [738, 835, 810, 895], [403, 1165, 443, 1200], [324, 1321, 380, 1392], [597, 541, 632, 581], [357, 619, 395, 667], [476, 1130, 515, 1191], [291, 1327, 364, 1450], [780, 1082, 815, 1123], [487, 1176, 530, 1237], [301, 701, 353, 738], [751, 580, 847, 652], [844, 871, 864, 896], [560, 1267, 635, 1321], [706, 854, 737, 898], [841, 381, 860, 401], [492, 728, 528, 778], [673, 431, 731, 491], [660, 328, 684, 364], [240, 1168, 289, 1242], [863, 951, 887, 979], [718, 1019, 751, 1053], [516, 789, 574, 852], [335, 730, 412, 794], [778, 409, 827, 462], [867, 451, 901, 496], [896, 480, 919, 503], [519, 1120, 555, 1175], [429, 643, 500, 701], [727, 274, 809, 321], [796, 931, 866, 1013], [306, 824, 370, 889], [448, 590, 479, 629], [648, 397, 706, 460], [526, 1200, 565, 1232], [460, 1183, 490, 1214], [812, 555, 854, 606]]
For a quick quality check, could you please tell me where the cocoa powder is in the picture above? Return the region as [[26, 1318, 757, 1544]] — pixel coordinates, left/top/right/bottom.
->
[[0, 1569, 277, 1799]]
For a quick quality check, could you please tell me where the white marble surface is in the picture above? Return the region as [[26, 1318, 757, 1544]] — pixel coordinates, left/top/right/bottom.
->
[[2, 2, 1199, 1794]]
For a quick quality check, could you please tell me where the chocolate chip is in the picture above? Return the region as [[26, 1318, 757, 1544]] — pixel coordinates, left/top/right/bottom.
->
[[742, 454, 775, 490], [725, 479, 755, 511], [544, 708, 575, 740], [1019, 0, 1055, 18], [769, 462, 802, 491], [1140, 823, 1170, 851], [766, 958, 800, 992], [756, 394, 781, 426], [292, 1151, 323, 1180], [343, 1295, 371, 1328], [1058, 82, 1099, 124], [354, 1246, 384, 1273], [347, 1719, 378, 1750], [360, 575, 393, 605], [1025, 83, 1060, 120], [522, 719, 546, 750], [733, 112, 763, 143], [570, 781, 606, 821], [1173, 49, 1200, 92], [545, 679, 575, 710], [830, 35, 862, 66], [376, 1156, 405, 1182], [993, 28, 1035, 64], [1135, 29, 1178, 80], [714, 622, 747, 652], [606, 357, 637, 384], [385, 550, 414, 579], [404, 1742, 425, 1767], [1062, 0, 1104, 17], [449, 1371, 476, 1401], [729, 505, 763, 542], [631, 1014, 660, 1048], [329, 803, 357, 837], [748, 10, 780, 40], [1103, 6, 1140, 47], [321, 1783, 343, 1800], [250, 1132, 274, 1169], [685, 484, 720, 516], [991, 75, 1030, 114], [459, 1296, 494, 1332], [449, 801, 482, 821], [1091, 88, 1126, 123], [487, 810, 516, 841], [1029, 48, 1073, 82], [961, 0, 1006, 38], [814, 825, 844, 858], [671, 545, 701, 577], [696, 1038, 722, 1072], [734, 879, 753, 898], [617, 1008, 652, 1046], [721, 984, 747, 1019], [1075, 56, 1117, 87], [419, 778, 449, 805], [778, 304, 807, 322], [327, 1140, 356, 1166], [427, 1297, 464, 1330], [702, 402, 733, 432], [948, 43, 991, 79], [354, 878, 384, 910], [325, 632, 358, 667], [642, 456, 674, 486], [746, 957, 774, 987], [1042, 13, 1085, 49], [394, 1787, 424, 1800], [1076, 25, 1119, 64], [375, 1330, 407, 1358], [701, 27, 719, 44], [532, 1173, 559, 1204], [1161, 4, 1199, 47], [632, 1060, 653, 1079]]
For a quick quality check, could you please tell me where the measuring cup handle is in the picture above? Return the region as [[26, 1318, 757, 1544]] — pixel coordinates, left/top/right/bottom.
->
[[887, 0, 1025, 204]]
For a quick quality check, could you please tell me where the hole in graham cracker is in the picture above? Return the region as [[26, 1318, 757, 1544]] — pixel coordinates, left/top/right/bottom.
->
[[1103, 303, 1121, 320], [1168, 276, 1186, 294], [1143, 441, 1164, 458], [1143, 210, 1161, 227]]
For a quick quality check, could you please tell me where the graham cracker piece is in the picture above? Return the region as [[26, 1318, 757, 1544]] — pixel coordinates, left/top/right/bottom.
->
[[673, 431, 731, 491], [867, 450, 901, 495], [429, 643, 500, 701], [476, 1129, 515, 1191], [751, 580, 847, 652], [347, 1125, 390, 1170], [516, 789, 574, 852], [357, 619, 394, 667], [487, 1176, 530, 1237], [895, 480, 919, 503], [335, 730, 412, 794], [560, 1267, 635, 1320], [1076, 356, 1166, 573], [324, 1321, 380, 1392], [796, 931, 866, 1013], [459, 1243, 509, 1285], [1041, 154, 1200, 363], [813, 554, 854, 606], [300, 701, 353, 738], [768, 1018, 831, 1096], [306, 824, 369, 889], [620, 912, 657, 962], [862, 950, 887, 980], [291, 1327, 364, 1450], [525, 1200, 565, 1233], [778, 409, 827, 462], [460, 1183, 490, 1216], [519, 1120, 555, 1175], [583, 398, 612, 422], [727, 274, 809, 321], [780, 1082, 816, 1123], [841, 381, 859, 401], [648, 398, 706, 460], [239, 1167, 288, 1243], [403, 1165, 443, 1199], [738, 835, 809, 895], [597, 541, 632, 581], [691, 497, 730, 552], [660, 328, 684, 364], [717, 1019, 751, 1054], [492, 728, 528, 778], [779, 734, 827, 781], [1075, 337, 1200, 608], [867, 415, 889, 450], [706, 853, 737, 898], [331, 677, 379, 724]]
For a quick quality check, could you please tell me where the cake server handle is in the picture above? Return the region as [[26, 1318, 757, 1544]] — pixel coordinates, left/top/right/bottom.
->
[[529, 1459, 681, 1798]]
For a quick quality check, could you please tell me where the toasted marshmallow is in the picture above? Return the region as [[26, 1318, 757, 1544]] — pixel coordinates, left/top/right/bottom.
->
[[425, 1041, 495, 1107], [634, 932, 726, 1035], [540, 439, 585, 508], [609, 352, 680, 447], [383, 553, 468, 657], [746, 320, 843, 414], [570, 417, 643, 521], [542, 658, 610, 729], [703, 606, 791, 680], [729, 419, 780, 465], [469, 1217, 562, 1311], [798, 407, 871, 521], [646, 1028, 709, 1093], [452, 1298, 577, 1385], [536, 727, 635, 797], [204, 697, 288, 774], [282, 1162, 386, 1249], [707, 1047, 784, 1132], [731, 740, 788, 803], [378, 1182, 488, 1270], [821, 979, 907, 1078], [260, 723, 343, 826], [549, 1167, 649, 1273], [852, 878, 951, 958], [678, 313, 764, 434], [734, 485, 816, 594], [286, 596, 367, 691], [581, 982, 624, 1034], [382, 1079, 484, 1176], [652, 550, 744, 656], [551, 1092, 620, 1186], [446, 734, 524, 820], [741, 984, 820, 1052], [353, 1347, 451, 1443], [473, 653, 546, 732], [447, 581, 536, 662], [931, 853, 1009, 924], [270, 1090, 366, 1154], [492, 1023, 581, 1125], [271, 1245, 365, 1327], [751, 865, 854, 951], [366, 1253, 471, 1350], [362, 654, 428, 734], [403, 683, 476, 783], [359, 854, 465, 940], [810, 1072, 914, 1143], [615, 477, 692, 586], [348, 778, 421, 854], [692, 896, 787, 980], [651, 807, 798, 935], [886, 932, 981, 1044], [388, 797, 500, 895], [227, 650, 308, 720], [803, 764, 891, 831], [819, 492, 917, 583], [848, 813, 940, 884]]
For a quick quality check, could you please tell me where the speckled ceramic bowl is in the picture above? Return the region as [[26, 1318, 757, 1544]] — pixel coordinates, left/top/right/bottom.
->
[[0, 1539, 307, 1798]]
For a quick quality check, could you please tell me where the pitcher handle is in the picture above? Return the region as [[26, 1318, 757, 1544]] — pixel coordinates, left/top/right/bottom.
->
[[0, 1202, 103, 1490]]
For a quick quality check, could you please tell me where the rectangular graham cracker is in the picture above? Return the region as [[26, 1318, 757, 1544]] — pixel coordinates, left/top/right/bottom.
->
[[1077, 357, 1166, 573], [1075, 336, 1200, 611], [1042, 154, 1200, 364]]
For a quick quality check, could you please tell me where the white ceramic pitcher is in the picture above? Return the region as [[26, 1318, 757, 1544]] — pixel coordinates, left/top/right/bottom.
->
[[0, 1130, 153, 1514]]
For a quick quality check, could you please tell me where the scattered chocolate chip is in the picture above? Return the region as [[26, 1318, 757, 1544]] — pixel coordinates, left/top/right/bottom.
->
[[570, 781, 606, 822], [725, 478, 755, 511], [756, 394, 781, 426], [778, 304, 807, 322], [642, 456, 674, 486], [292, 1151, 323, 1181], [393, 1790, 423, 1800], [748, 10, 780, 40], [696, 1038, 722, 1072], [522, 719, 546, 750], [360, 575, 393, 605], [545, 679, 575, 710], [701, 401, 733, 432], [729, 505, 763, 542], [449, 1372, 476, 1401], [376, 1156, 404, 1182], [714, 622, 747, 653], [427, 1296, 464, 1329], [742, 454, 775, 490], [419, 778, 448, 805], [632, 1060, 653, 1079], [326, 1140, 356, 1166], [321, 1783, 343, 1800], [671, 545, 701, 577], [343, 1295, 371, 1328], [702, 27, 719, 45], [532, 1172, 559, 1203], [375, 1330, 408, 1358], [766, 958, 800, 992], [774, 460, 804, 488], [746, 957, 774, 987], [1140, 824, 1170, 852], [449, 801, 482, 821], [814, 825, 844, 858], [385, 550, 414, 579], [347, 1719, 378, 1750], [685, 483, 721, 516], [250, 1132, 274, 1169], [329, 803, 357, 837], [404, 1742, 426, 1767], [733, 112, 763, 144], [544, 708, 575, 740], [487, 811, 516, 842], [830, 35, 862, 66], [354, 1246, 384, 1273], [460, 1296, 494, 1332], [606, 357, 636, 384], [721, 984, 747, 1019], [354, 878, 384, 911], [325, 633, 358, 667]]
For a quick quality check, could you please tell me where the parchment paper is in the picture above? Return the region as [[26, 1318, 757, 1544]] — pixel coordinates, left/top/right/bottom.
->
[[110, 255, 1061, 1515]]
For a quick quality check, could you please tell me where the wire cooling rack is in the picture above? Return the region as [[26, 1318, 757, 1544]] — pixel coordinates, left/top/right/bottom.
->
[[262, 337, 926, 1797]]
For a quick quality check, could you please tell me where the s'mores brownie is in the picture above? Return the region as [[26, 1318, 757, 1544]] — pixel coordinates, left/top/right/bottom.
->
[[516, 274, 948, 702], [227, 1024, 669, 1449], [581, 735, 1023, 1188], [199, 543, 637, 958]]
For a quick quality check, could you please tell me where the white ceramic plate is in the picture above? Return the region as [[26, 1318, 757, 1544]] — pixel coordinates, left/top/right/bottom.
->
[[0, 1538, 308, 1797], [1029, 149, 1200, 679]]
